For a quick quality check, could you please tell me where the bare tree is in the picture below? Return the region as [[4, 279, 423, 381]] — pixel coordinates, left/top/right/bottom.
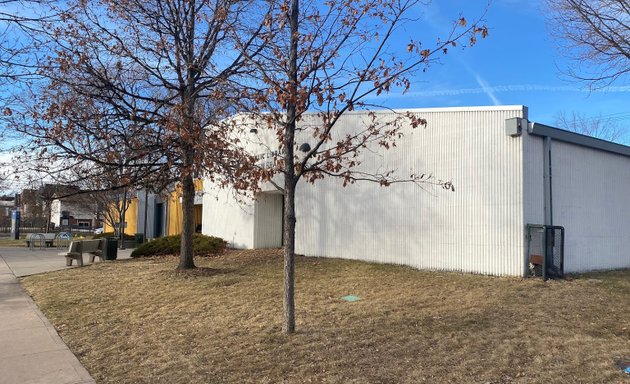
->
[[240, 0, 487, 333], [16, 0, 265, 269], [76, 165, 136, 245], [548, 0, 630, 88], [90, 189, 133, 236], [555, 110, 629, 143], [0, 1, 58, 152]]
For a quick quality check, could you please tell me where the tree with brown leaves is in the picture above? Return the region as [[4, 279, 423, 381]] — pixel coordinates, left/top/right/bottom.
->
[[16, 0, 266, 269], [240, 0, 488, 333]]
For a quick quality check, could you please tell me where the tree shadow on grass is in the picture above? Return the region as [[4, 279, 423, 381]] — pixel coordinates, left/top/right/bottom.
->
[[167, 267, 239, 279]]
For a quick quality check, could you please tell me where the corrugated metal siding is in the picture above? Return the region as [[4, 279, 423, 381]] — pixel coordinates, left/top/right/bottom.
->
[[137, 193, 167, 239], [522, 130, 545, 275], [135, 193, 148, 237], [294, 106, 527, 276], [254, 193, 283, 248], [201, 181, 256, 249], [551, 141, 630, 272]]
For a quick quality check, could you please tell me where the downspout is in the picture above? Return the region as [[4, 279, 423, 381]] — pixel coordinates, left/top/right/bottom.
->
[[539, 132, 554, 280], [120, 188, 127, 250], [543, 136, 553, 226], [511, 118, 554, 277], [523, 121, 555, 229], [164, 197, 169, 237], [143, 189, 148, 242], [506, 117, 535, 277]]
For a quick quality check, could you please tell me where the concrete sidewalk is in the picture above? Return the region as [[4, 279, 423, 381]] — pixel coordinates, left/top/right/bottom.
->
[[0, 246, 133, 384], [1, 246, 134, 277]]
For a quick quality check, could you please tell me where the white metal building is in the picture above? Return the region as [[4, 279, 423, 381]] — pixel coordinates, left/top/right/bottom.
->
[[202, 106, 630, 276]]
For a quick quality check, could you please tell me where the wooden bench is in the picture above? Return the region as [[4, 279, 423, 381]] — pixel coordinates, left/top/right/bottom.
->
[[59, 239, 104, 267], [26, 233, 57, 248]]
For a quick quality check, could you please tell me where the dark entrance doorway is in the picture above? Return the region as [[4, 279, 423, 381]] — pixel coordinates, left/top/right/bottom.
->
[[154, 202, 164, 238]]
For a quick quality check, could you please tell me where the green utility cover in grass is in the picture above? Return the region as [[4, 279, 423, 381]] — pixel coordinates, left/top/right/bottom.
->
[[341, 295, 361, 302]]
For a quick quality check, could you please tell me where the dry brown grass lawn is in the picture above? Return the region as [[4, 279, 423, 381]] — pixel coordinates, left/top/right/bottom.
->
[[20, 249, 630, 384], [0, 237, 31, 246]]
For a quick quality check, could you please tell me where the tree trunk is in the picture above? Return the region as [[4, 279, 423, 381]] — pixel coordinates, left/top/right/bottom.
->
[[282, 0, 299, 334], [178, 3, 197, 270], [178, 169, 196, 269], [282, 181, 297, 333], [45, 204, 51, 233]]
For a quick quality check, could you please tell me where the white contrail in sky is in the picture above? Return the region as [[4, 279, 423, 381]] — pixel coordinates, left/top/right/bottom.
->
[[474, 75, 501, 106], [381, 84, 630, 99]]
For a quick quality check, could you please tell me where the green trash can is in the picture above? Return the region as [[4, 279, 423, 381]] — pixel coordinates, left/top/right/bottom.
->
[[134, 233, 144, 245], [104, 237, 118, 260]]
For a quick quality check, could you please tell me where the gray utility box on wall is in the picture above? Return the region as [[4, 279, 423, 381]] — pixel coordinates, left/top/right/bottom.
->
[[505, 117, 526, 137]]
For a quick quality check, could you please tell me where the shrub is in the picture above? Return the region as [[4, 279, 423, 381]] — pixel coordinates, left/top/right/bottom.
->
[[93, 232, 135, 240], [131, 233, 227, 258]]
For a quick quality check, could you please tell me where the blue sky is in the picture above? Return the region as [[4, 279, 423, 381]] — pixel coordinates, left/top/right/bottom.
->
[[3, 0, 627, 130], [1, 0, 627, 136], [0, 0, 627, 191], [372, 0, 629, 128]]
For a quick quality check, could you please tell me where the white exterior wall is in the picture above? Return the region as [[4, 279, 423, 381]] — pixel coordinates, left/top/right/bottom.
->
[[203, 106, 529, 276], [202, 189, 283, 249], [293, 106, 528, 275], [253, 192, 283, 248], [521, 129, 545, 273], [203, 106, 630, 276], [136, 192, 148, 236], [550, 141, 630, 272], [202, 186, 256, 248], [202, 116, 284, 248], [50, 198, 96, 227]]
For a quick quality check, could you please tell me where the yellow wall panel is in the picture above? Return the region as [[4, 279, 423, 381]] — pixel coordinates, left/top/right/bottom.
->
[[167, 192, 182, 236], [166, 180, 204, 236], [103, 198, 138, 235]]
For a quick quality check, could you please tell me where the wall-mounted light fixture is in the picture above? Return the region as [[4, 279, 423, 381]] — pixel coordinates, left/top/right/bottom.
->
[[299, 143, 311, 152]]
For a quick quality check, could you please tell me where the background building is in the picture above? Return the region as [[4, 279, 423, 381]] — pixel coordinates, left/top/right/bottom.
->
[[104, 180, 204, 239], [17, 184, 81, 231], [0, 195, 16, 228], [50, 194, 99, 231]]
